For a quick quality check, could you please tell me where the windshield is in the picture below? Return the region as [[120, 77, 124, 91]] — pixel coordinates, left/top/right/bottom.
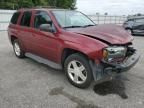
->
[[52, 10, 95, 28]]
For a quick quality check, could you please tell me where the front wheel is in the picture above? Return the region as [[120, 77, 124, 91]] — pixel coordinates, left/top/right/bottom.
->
[[64, 53, 93, 88]]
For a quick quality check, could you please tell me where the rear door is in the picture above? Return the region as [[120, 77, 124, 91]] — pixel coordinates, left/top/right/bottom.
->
[[31, 11, 60, 62], [17, 11, 34, 53]]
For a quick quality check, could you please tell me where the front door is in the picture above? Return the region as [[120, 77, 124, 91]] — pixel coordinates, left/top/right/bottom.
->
[[31, 11, 60, 63]]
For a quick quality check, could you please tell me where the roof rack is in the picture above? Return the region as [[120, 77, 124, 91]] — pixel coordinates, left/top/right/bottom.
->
[[32, 6, 57, 9], [18, 6, 62, 11]]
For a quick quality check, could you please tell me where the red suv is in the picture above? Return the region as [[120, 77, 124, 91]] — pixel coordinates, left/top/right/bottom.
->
[[8, 8, 139, 88]]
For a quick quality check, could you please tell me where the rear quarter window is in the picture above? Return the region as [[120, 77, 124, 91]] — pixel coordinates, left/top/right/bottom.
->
[[20, 11, 32, 27], [10, 12, 20, 24]]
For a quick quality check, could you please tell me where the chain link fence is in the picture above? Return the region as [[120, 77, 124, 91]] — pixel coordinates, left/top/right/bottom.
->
[[88, 15, 127, 25]]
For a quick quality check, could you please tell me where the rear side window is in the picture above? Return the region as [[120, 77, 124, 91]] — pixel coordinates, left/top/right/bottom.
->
[[10, 12, 20, 24], [20, 11, 32, 27]]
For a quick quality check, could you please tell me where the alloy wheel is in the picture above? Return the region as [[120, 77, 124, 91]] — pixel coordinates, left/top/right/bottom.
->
[[67, 60, 87, 84], [14, 42, 21, 56]]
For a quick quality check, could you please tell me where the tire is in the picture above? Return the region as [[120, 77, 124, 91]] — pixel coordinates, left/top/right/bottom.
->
[[126, 29, 133, 35], [13, 39, 25, 58], [64, 53, 93, 88]]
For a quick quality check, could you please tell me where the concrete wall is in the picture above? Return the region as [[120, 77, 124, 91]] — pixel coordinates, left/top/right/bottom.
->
[[0, 10, 15, 31]]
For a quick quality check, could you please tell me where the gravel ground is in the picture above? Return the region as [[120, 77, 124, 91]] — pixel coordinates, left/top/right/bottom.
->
[[0, 31, 144, 108]]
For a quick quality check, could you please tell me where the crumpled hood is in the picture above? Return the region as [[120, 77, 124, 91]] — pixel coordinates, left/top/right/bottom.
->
[[67, 24, 133, 45]]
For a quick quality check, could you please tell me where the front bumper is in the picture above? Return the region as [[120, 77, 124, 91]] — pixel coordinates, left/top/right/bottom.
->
[[90, 50, 140, 83]]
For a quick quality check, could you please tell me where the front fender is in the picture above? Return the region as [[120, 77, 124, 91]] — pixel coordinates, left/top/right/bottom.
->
[[62, 40, 108, 60]]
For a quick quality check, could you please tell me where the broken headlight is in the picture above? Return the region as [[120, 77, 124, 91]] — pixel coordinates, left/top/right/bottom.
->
[[103, 46, 127, 62]]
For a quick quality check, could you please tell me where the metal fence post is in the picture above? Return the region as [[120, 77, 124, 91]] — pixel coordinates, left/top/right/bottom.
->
[[97, 15, 99, 24]]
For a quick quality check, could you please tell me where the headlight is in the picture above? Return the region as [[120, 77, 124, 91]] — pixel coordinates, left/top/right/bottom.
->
[[103, 46, 127, 62], [103, 49, 108, 58]]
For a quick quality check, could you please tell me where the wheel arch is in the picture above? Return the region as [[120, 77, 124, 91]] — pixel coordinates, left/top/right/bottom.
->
[[10, 35, 26, 53], [10, 35, 18, 44], [61, 48, 89, 68]]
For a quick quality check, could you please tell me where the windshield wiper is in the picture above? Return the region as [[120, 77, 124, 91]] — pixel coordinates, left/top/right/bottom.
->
[[63, 25, 83, 29], [83, 24, 95, 28], [63, 25, 95, 29]]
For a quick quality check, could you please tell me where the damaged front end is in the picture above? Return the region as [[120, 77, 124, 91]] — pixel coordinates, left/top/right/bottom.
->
[[89, 44, 140, 83]]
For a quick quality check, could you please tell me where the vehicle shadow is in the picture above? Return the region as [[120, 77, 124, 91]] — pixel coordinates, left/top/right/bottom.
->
[[93, 76, 128, 99], [133, 34, 144, 37]]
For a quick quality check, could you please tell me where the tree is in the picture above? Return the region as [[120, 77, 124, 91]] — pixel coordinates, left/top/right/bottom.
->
[[104, 12, 108, 15], [46, 0, 76, 9], [18, 0, 34, 8], [0, 0, 76, 10], [32, 0, 48, 6], [137, 13, 142, 16], [96, 12, 100, 15]]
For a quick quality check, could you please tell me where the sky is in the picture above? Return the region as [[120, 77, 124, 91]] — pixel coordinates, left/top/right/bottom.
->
[[76, 0, 144, 15]]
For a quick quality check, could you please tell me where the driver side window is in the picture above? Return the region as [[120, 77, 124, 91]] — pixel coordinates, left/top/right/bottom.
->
[[34, 11, 52, 29]]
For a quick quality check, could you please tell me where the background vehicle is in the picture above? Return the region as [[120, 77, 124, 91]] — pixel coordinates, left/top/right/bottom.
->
[[123, 16, 144, 35], [8, 8, 139, 88]]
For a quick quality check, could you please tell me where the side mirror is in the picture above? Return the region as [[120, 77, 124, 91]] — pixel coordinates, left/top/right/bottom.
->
[[39, 24, 55, 32]]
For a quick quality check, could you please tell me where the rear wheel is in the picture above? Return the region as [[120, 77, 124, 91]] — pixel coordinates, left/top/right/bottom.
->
[[64, 53, 93, 88], [13, 39, 25, 58]]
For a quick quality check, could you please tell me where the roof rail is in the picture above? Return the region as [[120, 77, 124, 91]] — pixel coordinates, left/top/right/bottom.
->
[[32, 6, 57, 9], [18, 6, 60, 11]]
